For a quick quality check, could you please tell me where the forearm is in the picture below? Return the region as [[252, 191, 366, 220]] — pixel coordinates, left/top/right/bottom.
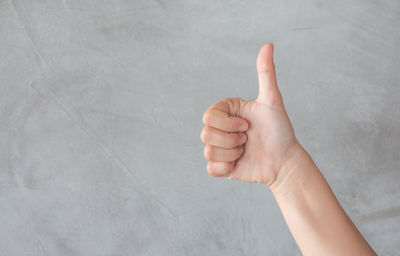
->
[[270, 143, 376, 256]]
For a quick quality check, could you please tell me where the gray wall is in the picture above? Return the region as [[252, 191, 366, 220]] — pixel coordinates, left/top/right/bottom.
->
[[1, 0, 399, 255]]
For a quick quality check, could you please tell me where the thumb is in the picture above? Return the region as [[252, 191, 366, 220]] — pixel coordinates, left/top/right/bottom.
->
[[256, 43, 283, 107]]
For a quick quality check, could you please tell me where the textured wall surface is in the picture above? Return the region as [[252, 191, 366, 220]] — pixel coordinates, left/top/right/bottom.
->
[[1, 0, 399, 255]]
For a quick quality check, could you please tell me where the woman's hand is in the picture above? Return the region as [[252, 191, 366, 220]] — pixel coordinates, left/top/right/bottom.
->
[[200, 43, 301, 186]]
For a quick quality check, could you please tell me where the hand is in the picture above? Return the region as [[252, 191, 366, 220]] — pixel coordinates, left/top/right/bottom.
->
[[200, 43, 302, 186]]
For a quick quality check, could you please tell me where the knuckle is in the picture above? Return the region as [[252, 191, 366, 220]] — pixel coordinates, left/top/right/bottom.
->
[[200, 127, 209, 143], [231, 97, 244, 106], [202, 111, 208, 125], [202, 109, 212, 125], [203, 146, 208, 159], [221, 97, 230, 103], [206, 163, 216, 176], [203, 145, 213, 160]]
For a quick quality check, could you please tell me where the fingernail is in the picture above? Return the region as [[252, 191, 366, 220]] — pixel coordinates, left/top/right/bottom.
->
[[239, 123, 247, 131], [240, 134, 246, 144]]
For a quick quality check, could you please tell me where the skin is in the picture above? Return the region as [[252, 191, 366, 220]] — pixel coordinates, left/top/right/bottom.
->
[[200, 43, 377, 256]]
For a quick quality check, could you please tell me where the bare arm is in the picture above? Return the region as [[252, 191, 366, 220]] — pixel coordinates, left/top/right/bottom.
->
[[200, 43, 376, 255], [270, 142, 376, 255]]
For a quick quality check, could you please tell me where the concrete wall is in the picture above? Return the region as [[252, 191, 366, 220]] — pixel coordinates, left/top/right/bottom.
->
[[1, 0, 399, 255]]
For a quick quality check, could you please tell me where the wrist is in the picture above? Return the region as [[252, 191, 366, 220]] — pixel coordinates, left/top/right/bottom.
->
[[269, 142, 317, 197]]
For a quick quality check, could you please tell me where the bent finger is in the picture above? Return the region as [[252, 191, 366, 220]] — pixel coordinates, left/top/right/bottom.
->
[[201, 126, 247, 149], [202, 99, 249, 132], [207, 161, 234, 177], [203, 145, 244, 162]]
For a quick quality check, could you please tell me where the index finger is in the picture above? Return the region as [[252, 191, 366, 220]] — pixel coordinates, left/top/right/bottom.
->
[[202, 99, 249, 132]]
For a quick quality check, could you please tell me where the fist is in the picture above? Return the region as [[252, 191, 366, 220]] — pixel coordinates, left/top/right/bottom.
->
[[200, 43, 300, 186]]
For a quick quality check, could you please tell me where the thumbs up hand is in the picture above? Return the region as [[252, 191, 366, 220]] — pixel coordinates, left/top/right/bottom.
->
[[201, 43, 302, 187]]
